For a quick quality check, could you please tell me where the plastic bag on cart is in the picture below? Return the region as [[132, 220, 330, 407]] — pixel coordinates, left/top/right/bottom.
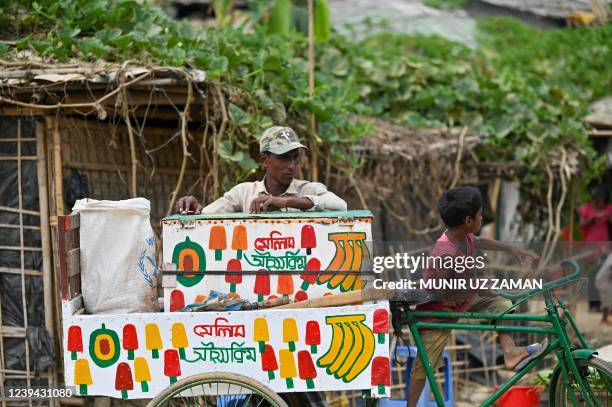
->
[[73, 198, 157, 314]]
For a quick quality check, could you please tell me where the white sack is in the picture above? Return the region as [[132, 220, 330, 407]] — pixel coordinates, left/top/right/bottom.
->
[[73, 198, 158, 314]]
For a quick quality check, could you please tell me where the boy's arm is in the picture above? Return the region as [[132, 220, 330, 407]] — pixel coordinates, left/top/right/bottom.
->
[[475, 237, 539, 264]]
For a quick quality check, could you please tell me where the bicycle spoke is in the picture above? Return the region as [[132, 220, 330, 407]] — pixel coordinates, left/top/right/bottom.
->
[[149, 373, 285, 407]]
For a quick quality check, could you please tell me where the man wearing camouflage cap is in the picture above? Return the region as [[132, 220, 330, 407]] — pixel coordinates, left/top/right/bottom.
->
[[176, 126, 347, 214]]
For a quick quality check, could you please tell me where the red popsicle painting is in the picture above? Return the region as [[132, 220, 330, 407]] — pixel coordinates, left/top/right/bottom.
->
[[225, 259, 243, 293], [298, 350, 317, 389], [67, 325, 83, 361], [254, 269, 270, 302], [115, 362, 134, 399], [122, 324, 138, 360]]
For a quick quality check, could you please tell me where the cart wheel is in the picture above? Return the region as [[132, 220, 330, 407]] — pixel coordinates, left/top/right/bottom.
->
[[147, 372, 288, 407], [549, 356, 612, 406]]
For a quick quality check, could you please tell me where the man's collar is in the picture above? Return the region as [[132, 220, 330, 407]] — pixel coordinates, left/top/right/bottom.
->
[[257, 177, 300, 196]]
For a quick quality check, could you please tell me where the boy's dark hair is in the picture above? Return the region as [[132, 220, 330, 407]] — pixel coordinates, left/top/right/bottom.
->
[[438, 186, 483, 227]]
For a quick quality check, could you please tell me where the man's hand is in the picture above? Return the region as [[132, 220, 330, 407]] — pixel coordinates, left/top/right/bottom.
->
[[175, 195, 203, 213], [249, 196, 287, 214]]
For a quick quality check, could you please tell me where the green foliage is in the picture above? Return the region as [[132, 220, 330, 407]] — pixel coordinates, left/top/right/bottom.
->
[[269, 0, 292, 35], [314, 0, 331, 43], [0, 1, 608, 206], [423, 0, 465, 10], [316, 21, 608, 202]]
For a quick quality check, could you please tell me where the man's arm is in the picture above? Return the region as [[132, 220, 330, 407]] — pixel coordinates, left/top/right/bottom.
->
[[175, 186, 243, 214], [249, 196, 313, 214], [201, 187, 242, 213], [301, 182, 347, 211]]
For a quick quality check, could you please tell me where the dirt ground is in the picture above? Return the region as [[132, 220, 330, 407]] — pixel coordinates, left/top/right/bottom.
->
[[574, 299, 612, 353]]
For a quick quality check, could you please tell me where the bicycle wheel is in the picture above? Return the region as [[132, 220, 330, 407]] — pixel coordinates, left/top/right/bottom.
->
[[147, 372, 289, 407], [550, 356, 612, 406]]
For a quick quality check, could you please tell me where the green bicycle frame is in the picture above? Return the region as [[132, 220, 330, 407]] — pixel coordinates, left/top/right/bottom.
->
[[401, 260, 601, 407]]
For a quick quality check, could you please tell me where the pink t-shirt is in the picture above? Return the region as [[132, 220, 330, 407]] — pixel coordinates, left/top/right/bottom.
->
[[415, 232, 476, 321], [579, 203, 612, 242]]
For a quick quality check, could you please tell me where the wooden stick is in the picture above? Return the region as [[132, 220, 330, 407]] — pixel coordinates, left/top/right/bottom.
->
[[48, 116, 65, 215], [307, 0, 318, 181], [16, 119, 34, 394], [36, 122, 59, 392], [36, 123, 54, 332], [166, 79, 193, 217], [121, 89, 138, 197], [272, 288, 391, 309], [569, 176, 576, 256]]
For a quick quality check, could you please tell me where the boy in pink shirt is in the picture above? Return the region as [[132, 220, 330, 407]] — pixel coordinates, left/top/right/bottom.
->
[[579, 186, 612, 242], [407, 186, 544, 407]]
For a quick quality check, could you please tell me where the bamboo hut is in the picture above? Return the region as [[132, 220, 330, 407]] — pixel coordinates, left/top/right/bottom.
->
[[1, 62, 530, 406], [0, 61, 211, 405]]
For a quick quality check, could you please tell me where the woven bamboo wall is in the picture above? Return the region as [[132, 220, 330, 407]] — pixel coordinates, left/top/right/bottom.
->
[[0, 116, 56, 407], [57, 116, 205, 229]]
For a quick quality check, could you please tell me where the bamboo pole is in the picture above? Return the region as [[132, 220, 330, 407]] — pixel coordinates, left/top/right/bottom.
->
[[307, 0, 318, 181], [36, 122, 58, 393], [568, 176, 576, 256], [15, 120, 33, 406], [121, 89, 138, 197], [49, 117, 65, 215], [166, 79, 193, 216]]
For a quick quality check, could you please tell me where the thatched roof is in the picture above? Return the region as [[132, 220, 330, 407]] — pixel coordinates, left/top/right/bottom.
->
[[0, 62, 205, 87], [586, 96, 612, 129], [0, 61, 207, 120], [480, 0, 608, 19], [358, 118, 484, 160]]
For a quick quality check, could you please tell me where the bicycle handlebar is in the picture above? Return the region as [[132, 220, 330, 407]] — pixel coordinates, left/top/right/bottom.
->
[[492, 259, 581, 301]]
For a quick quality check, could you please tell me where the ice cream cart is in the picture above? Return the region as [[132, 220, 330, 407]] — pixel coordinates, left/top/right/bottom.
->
[[58, 210, 391, 406]]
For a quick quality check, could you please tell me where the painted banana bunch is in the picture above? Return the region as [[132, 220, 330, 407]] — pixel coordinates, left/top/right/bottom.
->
[[316, 315, 374, 383], [318, 232, 369, 292]]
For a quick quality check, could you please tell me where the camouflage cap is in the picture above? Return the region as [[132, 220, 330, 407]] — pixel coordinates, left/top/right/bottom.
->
[[259, 126, 308, 155]]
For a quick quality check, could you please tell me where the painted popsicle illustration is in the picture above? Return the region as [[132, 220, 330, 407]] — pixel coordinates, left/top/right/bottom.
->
[[294, 290, 308, 302], [225, 259, 242, 293], [171, 323, 189, 360], [231, 225, 248, 260], [305, 321, 321, 354], [145, 323, 163, 359], [300, 258, 320, 290], [122, 324, 138, 360], [67, 325, 83, 360], [283, 318, 299, 352], [134, 357, 151, 392], [261, 344, 278, 380], [115, 362, 134, 399], [300, 225, 316, 255], [74, 359, 92, 395], [89, 324, 120, 368], [279, 349, 296, 389], [373, 308, 389, 344], [371, 356, 390, 395], [254, 269, 270, 302], [297, 350, 317, 389], [209, 225, 227, 261], [164, 349, 182, 384], [253, 318, 269, 353], [277, 273, 294, 297], [169, 289, 185, 312], [173, 236, 205, 287]]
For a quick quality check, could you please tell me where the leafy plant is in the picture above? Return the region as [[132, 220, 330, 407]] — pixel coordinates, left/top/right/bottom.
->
[[423, 0, 465, 10], [0, 1, 608, 221]]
